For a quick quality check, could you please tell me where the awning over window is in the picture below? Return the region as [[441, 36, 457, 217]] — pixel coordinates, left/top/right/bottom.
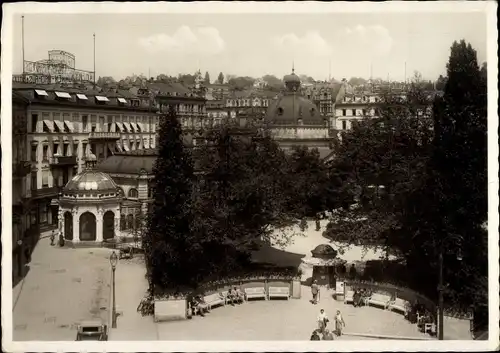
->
[[95, 95, 110, 102], [115, 122, 124, 132], [35, 89, 48, 96], [64, 121, 75, 133], [115, 142, 123, 152], [117, 97, 127, 104], [137, 122, 145, 132], [43, 120, 55, 132], [123, 122, 132, 132], [76, 93, 88, 100], [54, 120, 65, 133], [123, 143, 130, 152], [130, 122, 139, 132], [55, 91, 71, 99]]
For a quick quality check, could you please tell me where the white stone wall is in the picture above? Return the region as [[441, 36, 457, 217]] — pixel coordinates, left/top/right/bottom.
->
[[59, 203, 121, 242]]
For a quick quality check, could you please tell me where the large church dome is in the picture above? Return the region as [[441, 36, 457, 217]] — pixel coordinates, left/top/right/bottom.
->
[[265, 68, 326, 126]]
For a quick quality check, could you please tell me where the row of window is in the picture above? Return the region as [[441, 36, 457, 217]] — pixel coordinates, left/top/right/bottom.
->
[[30, 112, 158, 134], [339, 108, 380, 117], [343, 96, 381, 103], [30, 138, 154, 163], [226, 99, 270, 108]]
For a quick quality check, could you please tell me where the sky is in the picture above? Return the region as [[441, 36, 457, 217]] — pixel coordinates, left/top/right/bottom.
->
[[11, 12, 488, 82]]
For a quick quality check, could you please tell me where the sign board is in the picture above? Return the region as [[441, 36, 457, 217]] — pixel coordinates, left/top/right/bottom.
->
[[23, 60, 94, 84], [336, 281, 345, 295], [154, 298, 187, 322]]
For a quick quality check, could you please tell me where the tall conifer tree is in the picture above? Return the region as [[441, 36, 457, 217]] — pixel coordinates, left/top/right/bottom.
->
[[143, 107, 195, 292]]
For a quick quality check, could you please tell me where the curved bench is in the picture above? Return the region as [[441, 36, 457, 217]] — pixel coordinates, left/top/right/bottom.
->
[[244, 287, 266, 301], [268, 286, 290, 300], [204, 292, 226, 309], [389, 298, 407, 315], [344, 290, 354, 304]]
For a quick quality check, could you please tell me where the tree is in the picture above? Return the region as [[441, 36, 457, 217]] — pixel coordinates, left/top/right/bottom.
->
[[299, 75, 315, 84], [262, 75, 283, 91], [436, 75, 447, 91], [143, 107, 196, 292], [204, 71, 211, 85], [348, 77, 368, 86], [190, 127, 298, 278], [325, 83, 435, 253], [227, 76, 255, 91], [96, 76, 116, 87], [178, 74, 196, 85], [131, 206, 148, 248], [217, 72, 224, 84], [426, 40, 487, 314], [285, 146, 333, 218]]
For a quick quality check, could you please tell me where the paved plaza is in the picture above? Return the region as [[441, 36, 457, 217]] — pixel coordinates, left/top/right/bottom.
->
[[11, 222, 471, 341], [12, 235, 113, 341]]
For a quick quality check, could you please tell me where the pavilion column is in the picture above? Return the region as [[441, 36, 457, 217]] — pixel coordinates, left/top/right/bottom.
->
[[96, 208, 104, 242], [72, 208, 80, 242], [114, 207, 121, 239]]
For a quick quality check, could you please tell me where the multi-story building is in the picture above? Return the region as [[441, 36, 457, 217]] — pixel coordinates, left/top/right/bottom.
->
[[303, 81, 343, 128], [12, 92, 32, 283], [206, 83, 231, 101], [335, 92, 383, 131], [225, 90, 277, 120], [206, 100, 229, 126], [12, 82, 159, 238], [137, 82, 208, 131]]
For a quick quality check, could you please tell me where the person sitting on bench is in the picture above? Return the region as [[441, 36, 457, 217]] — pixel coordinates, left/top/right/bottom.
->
[[385, 292, 397, 310], [227, 288, 237, 305], [233, 286, 245, 303]]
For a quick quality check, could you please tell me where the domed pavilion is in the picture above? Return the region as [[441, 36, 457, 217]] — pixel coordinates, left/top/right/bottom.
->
[[264, 66, 334, 156], [58, 151, 122, 246]]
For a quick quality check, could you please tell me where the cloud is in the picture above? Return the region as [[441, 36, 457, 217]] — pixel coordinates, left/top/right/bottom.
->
[[138, 26, 225, 55], [340, 25, 394, 56], [271, 31, 333, 57]]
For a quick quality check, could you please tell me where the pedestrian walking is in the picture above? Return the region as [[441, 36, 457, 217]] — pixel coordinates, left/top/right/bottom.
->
[[334, 310, 345, 336], [50, 230, 55, 246], [311, 280, 319, 304], [317, 308, 329, 333]]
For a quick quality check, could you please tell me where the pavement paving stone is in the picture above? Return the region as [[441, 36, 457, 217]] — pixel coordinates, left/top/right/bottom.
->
[[12, 237, 113, 341], [12, 222, 472, 341]]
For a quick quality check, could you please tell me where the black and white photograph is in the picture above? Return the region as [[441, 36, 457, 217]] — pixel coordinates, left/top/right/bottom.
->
[[1, 2, 498, 352]]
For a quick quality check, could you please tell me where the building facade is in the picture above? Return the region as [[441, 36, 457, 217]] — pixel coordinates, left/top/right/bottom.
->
[[225, 90, 277, 120], [12, 92, 32, 283], [12, 83, 159, 238]]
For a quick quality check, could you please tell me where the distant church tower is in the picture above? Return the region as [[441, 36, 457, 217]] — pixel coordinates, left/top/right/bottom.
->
[[192, 69, 206, 96]]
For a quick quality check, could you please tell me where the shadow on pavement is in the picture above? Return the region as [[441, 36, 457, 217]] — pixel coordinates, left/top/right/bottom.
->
[[13, 264, 31, 288], [251, 243, 305, 268]]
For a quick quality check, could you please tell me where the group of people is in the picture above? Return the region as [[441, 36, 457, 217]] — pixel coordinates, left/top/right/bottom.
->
[[226, 287, 245, 305], [189, 286, 246, 318], [310, 309, 346, 340], [351, 288, 374, 307]]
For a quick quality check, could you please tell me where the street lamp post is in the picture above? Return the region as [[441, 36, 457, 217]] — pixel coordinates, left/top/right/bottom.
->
[[438, 249, 444, 340], [110, 251, 118, 328], [437, 244, 462, 340]]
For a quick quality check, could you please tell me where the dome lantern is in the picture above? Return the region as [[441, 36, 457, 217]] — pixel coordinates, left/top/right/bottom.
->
[[283, 65, 301, 92]]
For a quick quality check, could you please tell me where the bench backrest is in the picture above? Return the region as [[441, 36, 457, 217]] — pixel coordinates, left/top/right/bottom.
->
[[371, 293, 390, 302], [245, 287, 265, 293], [204, 293, 221, 302], [269, 287, 289, 293]]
